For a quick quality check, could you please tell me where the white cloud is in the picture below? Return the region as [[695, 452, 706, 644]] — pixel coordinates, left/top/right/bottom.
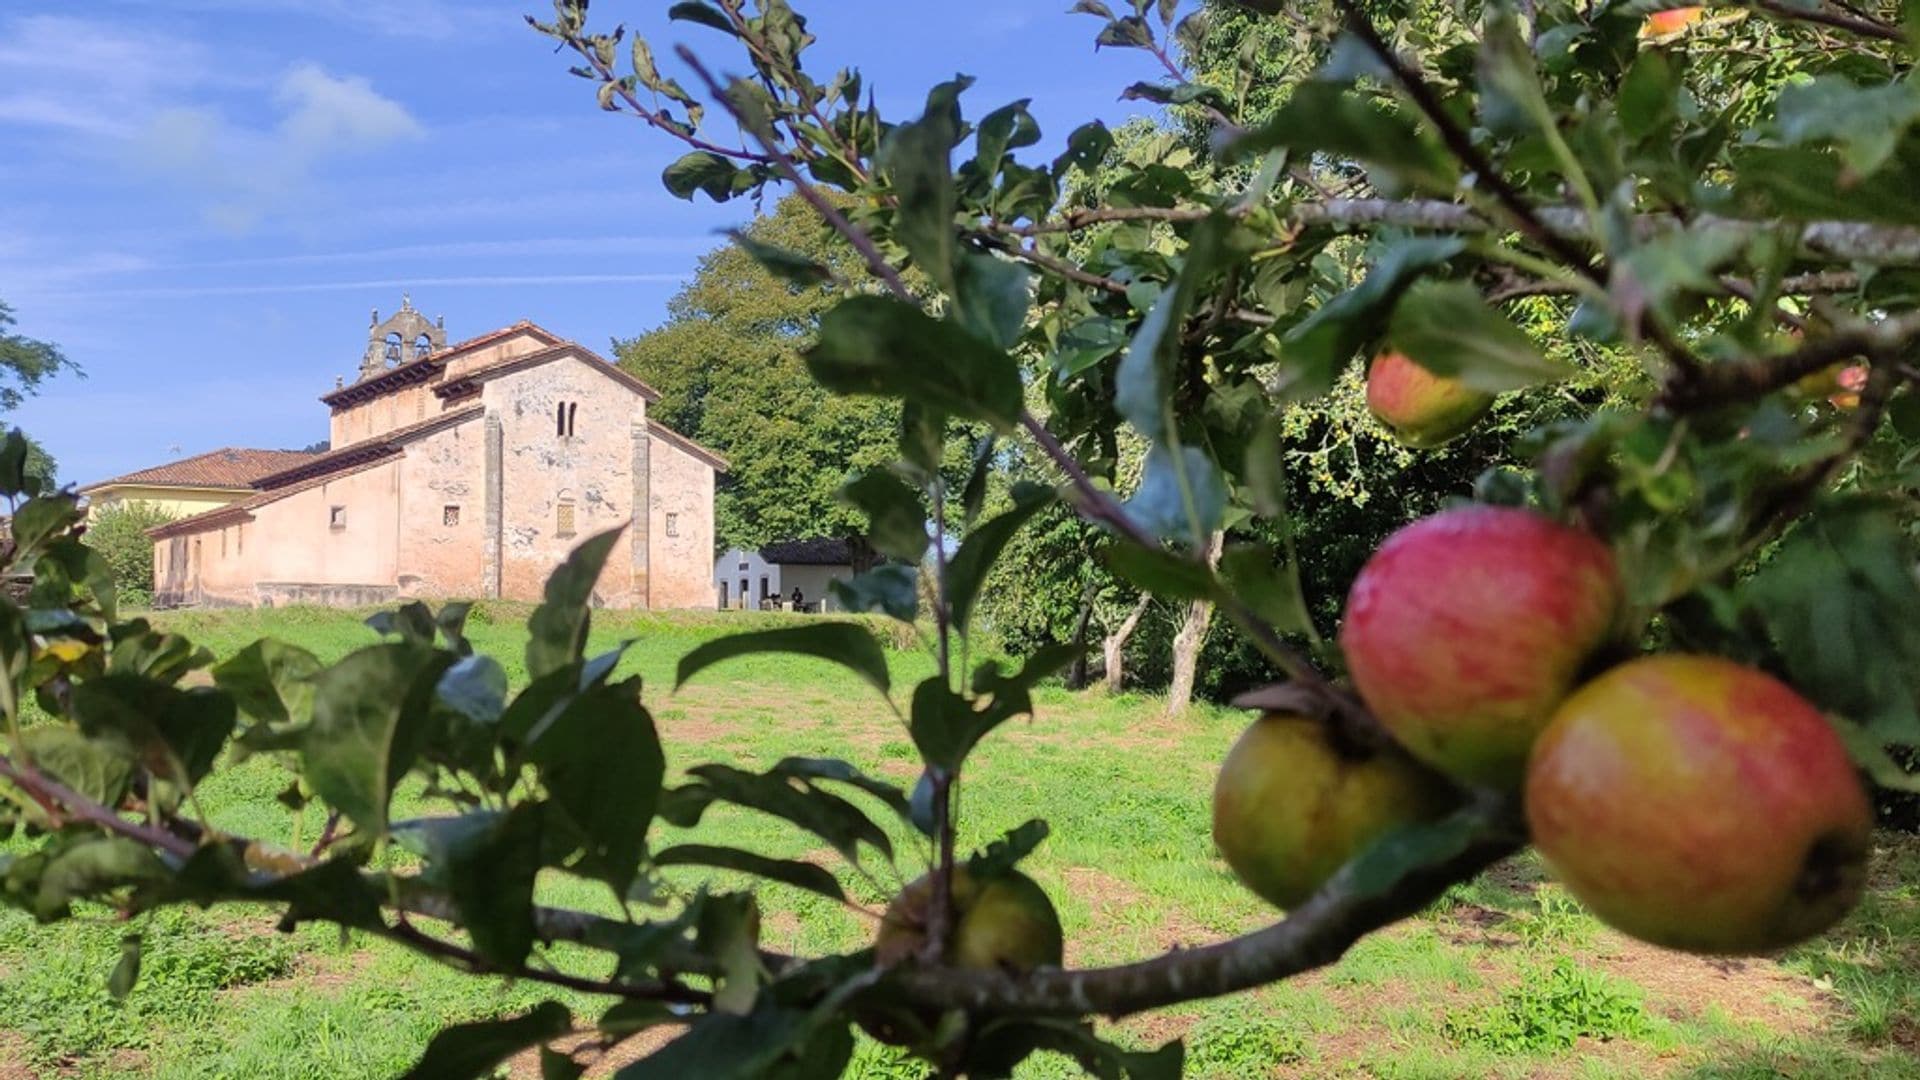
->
[[131, 63, 423, 231], [0, 15, 214, 138]]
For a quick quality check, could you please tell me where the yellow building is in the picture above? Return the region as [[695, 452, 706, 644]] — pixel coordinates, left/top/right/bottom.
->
[[79, 447, 321, 521]]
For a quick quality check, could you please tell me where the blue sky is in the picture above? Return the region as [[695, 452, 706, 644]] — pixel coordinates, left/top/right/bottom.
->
[[0, 1, 1167, 486]]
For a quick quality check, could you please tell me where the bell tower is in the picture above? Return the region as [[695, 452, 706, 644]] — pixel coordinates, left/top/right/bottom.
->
[[357, 293, 447, 381]]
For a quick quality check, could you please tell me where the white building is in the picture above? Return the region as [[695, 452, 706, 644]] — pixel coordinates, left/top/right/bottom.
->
[[714, 538, 860, 611]]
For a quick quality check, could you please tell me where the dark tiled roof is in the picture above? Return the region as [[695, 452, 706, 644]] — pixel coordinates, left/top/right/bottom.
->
[[149, 406, 485, 539], [759, 537, 856, 566], [82, 448, 320, 493], [319, 321, 562, 408]]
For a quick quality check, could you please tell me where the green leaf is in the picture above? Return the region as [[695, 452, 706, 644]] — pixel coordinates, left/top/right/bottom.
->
[[1278, 237, 1465, 398], [727, 230, 833, 286], [366, 601, 436, 645], [974, 98, 1041, 175], [70, 676, 236, 788], [17, 725, 136, 809], [615, 1006, 809, 1080], [969, 1018, 1183, 1079], [666, 764, 894, 862], [1776, 75, 1920, 178], [524, 681, 662, 895], [1477, 9, 1556, 140], [1051, 315, 1131, 377], [806, 296, 1023, 430], [953, 253, 1032, 351], [1244, 414, 1288, 519], [946, 485, 1052, 633], [676, 623, 891, 696], [1222, 81, 1456, 192], [1121, 81, 1230, 109], [663, 150, 746, 202], [542, 1047, 586, 1080], [213, 639, 321, 730], [149, 846, 382, 929], [400, 1000, 572, 1080], [301, 644, 454, 836], [108, 933, 140, 1000], [698, 891, 764, 1015], [1054, 121, 1114, 175], [1617, 50, 1676, 141], [526, 527, 623, 683], [881, 77, 971, 291], [768, 757, 915, 823], [1096, 15, 1155, 48], [1220, 542, 1315, 638], [1746, 503, 1920, 742], [838, 471, 928, 562], [1341, 805, 1487, 901], [1124, 443, 1226, 544], [967, 819, 1049, 878], [1387, 280, 1573, 392], [1728, 145, 1920, 224], [1116, 214, 1231, 440], [394, 805, 546, 968], [1103, 543, 1217, 601], [31, 836, 166, 921], [909, 677, 975, 769], [436, 654, 509, 727], [653, 844, 845, 902], [828, 565, 919, 622]]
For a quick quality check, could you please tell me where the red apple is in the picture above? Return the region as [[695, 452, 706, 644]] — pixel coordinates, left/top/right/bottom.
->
[[1640, 6, 1704, 37], [1213, 711, 1456, 908], [1527, 655, 1872, 954], [1341, 505, 1622, 786], [1365, 350, 1495, 449]]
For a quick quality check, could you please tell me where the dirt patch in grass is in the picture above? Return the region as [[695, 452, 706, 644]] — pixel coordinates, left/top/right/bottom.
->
[[0, 1033, 36, 1080], [507, 1025, 688, 1079], [231, 947, 375, 998], [1591, 931, 1831, 1032]]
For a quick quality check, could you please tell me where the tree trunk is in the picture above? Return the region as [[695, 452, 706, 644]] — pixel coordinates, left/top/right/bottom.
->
[[1166, 531, 1225, 717], [1065, 581, 1097, 691], [1102, 595, 1152, 694]]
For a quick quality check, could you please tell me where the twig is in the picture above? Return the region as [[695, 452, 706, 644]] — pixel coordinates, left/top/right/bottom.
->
[[676, 46, 914, 303], [1751, 0, 1905, 42], [556, 30, 774, 166], [379, 916, 712, 1005], [0, 754, 197, 860], [893, 794, 1524, 1016], [1659, 309, 1920, 410]]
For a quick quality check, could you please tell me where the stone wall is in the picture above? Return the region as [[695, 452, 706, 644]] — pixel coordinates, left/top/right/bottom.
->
[[648, 433, 717, 609], [488, 354, 646, 605], [395, 421, 487, 598]]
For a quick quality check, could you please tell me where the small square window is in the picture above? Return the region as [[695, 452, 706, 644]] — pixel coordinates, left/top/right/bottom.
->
[[555, 501, 576, 538], [329, 505, 347, 530], [665, 512, 680, 538], [443, 505, 461, 527]]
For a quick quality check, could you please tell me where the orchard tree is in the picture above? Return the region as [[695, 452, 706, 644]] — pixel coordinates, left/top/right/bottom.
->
[[3, 0, 1920, 1077]]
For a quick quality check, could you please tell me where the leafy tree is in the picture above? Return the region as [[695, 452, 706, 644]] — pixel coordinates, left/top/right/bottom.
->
[[0, 300, 78, 413], [615, 194, 903, 552], [84, 501, 175, 607], [2, 2, 1919, 1077]]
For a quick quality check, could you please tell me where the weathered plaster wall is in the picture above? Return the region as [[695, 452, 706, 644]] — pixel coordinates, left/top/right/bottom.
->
[[444, 331, 550, 379], [648, 434, 716, 609], [395, 420, 487, 598], [85, 486, 249, 523], [488, 355, 645, 605]]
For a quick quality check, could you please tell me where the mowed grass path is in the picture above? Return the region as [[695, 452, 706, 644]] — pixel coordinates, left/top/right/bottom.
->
[[1, 606, 1916, 1078]]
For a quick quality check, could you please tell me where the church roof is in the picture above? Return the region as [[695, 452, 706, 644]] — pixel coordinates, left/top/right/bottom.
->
[[432, 342, 662, 404], [320, 321, 563, 408], [81, 448, 321, 493], [149, 406, 486, 540]]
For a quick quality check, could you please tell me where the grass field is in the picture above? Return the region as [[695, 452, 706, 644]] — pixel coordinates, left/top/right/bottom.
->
[[1, 605, 1916, 1078]]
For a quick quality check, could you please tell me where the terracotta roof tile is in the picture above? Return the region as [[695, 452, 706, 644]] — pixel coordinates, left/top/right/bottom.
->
[[82, 448, 320, 493]]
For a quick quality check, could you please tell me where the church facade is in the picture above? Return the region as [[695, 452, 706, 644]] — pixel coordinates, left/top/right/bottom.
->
[[146, 299, 723, 610]]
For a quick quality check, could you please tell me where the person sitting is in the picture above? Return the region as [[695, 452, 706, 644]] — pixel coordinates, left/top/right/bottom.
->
[[791, 586, 805, 613]]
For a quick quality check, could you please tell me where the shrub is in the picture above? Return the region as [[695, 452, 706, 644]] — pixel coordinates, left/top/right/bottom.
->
[[85, 501, 174, 607]]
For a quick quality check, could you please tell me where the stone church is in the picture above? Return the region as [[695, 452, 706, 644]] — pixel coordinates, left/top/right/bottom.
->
[[143, 298, 723, 609]]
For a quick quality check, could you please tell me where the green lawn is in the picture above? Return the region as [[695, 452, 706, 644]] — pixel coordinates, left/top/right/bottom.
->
[[1, 605, 1916, 1078]]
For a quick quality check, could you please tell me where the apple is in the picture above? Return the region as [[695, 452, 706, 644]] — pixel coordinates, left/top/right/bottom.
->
[[1791, 362, 1868, 409], [1527, 655, 1872, 954], [1365, 350, 1495, 449], [1640, 6, 1704, 37], [1341, 505, 1622, 787], [1213, 711, 1457, 908], [874, 865, 1063, 972]]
